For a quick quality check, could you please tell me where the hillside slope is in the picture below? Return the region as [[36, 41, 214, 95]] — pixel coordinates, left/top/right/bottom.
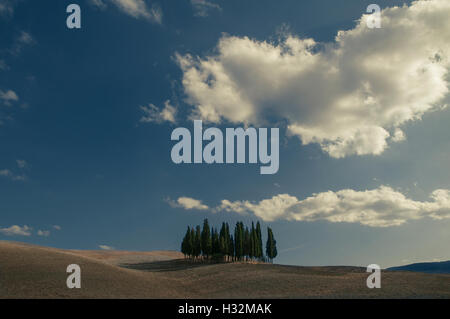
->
[[123, 261, 450, 298], [0, 241, 187, 298], [0, 241, 449, 298]]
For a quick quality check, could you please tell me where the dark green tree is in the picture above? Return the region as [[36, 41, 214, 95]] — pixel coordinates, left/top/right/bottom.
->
[[234, 222, 244, 261], [256, 221, 263, 260], [181, 226, 191, 258], [250, 222, 256, 260], [266, 227, 278, 263], [219, 222, 228, 258], [225, 223, 233, 261], [181, 220, 277, 263], [243, 227, 250, 260], [201, 218, 212, 258], [212, 228, 220, 257], [190, 227, 196, 259], [228, 232, 234, 261], [187, 227, 194, 258], [194, 225, 202, 260]]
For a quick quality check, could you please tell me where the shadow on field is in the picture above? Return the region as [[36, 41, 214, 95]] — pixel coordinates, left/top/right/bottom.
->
[[120, 259, 222, 272]]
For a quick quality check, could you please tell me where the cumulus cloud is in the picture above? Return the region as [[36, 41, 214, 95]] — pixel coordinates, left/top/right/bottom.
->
[[173, 186, 450, 227], [191, 0, 221, 17], [168, 196, 209, 210], [140, 100, 177, 124], [37, 230, 50, 237], [0, 89, 19, 106], [99, 244, 115, 250], [91, 0, 162, 24], [176, 0, 450, 158], [0, 225, 31, 236], [216, 194, 299, 221]]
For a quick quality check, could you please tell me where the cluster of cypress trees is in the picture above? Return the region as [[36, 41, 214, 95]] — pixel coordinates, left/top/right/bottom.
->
[[181, 219, 277, 263]]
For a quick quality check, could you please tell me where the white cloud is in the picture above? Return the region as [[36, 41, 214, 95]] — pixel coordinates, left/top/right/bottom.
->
[[174, 186, 450, 227], [11, 31, 34, 55], [217, 194, 299, 221], [37, 230, 50, 237], [16, 159, 27, 168], [0, 0, 17, 18], [140, 100, 177, 124], [0, 59, 7, 70], [92, 0, 162, 23], [0, 169, 11, 176], [0, 89, 19, 106], [191, 0, 221, 17], [112, 0, 162, 23], [99, 244, 115, 250], [176, 0, 450, 158], [0, 168, 25, 181], [168, 196, 209, 210], [89, 0, 108, 10], [17, 30, 33, 44], [0, 160, 28, 180], [0, 225, 31, 236], [391, 128, 406, 142]]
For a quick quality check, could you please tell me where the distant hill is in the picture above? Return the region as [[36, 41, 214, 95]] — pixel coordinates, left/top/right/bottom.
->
[[388, 260, 450, 274]]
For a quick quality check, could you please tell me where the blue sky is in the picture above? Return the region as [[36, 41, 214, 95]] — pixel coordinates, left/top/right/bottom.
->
[[1, 0, 449, 268]]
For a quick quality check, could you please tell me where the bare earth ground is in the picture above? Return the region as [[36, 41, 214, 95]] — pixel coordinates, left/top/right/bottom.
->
[[0, 241, 449, 299]]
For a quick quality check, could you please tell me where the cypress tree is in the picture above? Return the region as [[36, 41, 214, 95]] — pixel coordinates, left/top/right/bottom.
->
[[244, 227, 250, 260], [229, 234, 234, 261], [210, 227, 214, 255], [227, 224, 234, 261], [256, 221, 263, 260], [190, 227, 195, 259], [266, 227, 278, 263], [234, 222, 244, 261], [187, 227, 194, 258], [234, 223, 238, 260], [194, 225, 202, 260], [250, 222, 256, 260], [266, 227, 272, 261], [212, 228, 220, 256], [219, 235, 226, 258], [225, 223, 232, 261], [181, 221, 277, 263], [201, 218, 212, 259], [272, 230, 278, 261], [239, 222, 245, 260], [181, 226, 191, 258], [219, 222, 228, 257], [181, 230, 186, 258]]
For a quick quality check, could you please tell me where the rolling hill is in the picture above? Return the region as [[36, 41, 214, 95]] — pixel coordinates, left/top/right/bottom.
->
[[388, 261, 450, 274], [0, 241, 449, 298]]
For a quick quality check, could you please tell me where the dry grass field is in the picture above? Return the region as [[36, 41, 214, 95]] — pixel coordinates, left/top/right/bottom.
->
[[0, 241, 449, 299]]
